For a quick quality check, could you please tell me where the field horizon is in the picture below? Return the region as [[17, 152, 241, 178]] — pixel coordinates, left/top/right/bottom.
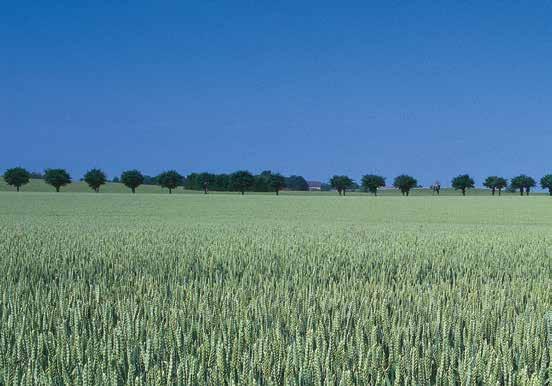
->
[[1, 178, 548, 196]]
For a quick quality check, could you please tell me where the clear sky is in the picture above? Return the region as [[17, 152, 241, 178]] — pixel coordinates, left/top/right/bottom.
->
[[2, 1, 552, 186]]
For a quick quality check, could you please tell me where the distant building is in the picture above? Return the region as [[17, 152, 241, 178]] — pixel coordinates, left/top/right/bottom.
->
[[307, 181, 322, 191]]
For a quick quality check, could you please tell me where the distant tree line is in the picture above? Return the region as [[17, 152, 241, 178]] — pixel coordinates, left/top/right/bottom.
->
[[2, 167, 306, 195], [183, 171, 301, 194], [4, 167, 552, 196]]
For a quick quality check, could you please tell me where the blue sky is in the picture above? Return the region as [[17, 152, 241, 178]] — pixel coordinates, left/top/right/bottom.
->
[[2, 1, 552, 186]]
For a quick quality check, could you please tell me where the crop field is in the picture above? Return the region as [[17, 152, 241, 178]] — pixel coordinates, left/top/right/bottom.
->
[[1, 193, 551, 385]]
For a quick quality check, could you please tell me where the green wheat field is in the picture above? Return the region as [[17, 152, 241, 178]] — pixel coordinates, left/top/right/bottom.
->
[[1, 193, 551, 385]]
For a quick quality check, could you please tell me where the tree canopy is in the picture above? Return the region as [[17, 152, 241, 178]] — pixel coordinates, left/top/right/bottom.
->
[[3, 167, 31, 192], [230, 170, 255, 195], [184, 173, 230, 192], [83, 169, 107, 192], [330, 175, 354, 196], [157, 170, 183, 194], [269, 173, 286, 195], [285, 175, 309, 191], [451, 174, 474, 196], [393, 175, 417, 196], [253, 170, 273, 192], [540, 174, 552, 196], [361, 175, 386, 196], [511, 175, 536, 196], [121, 170, 144, 193], [44, 169, 72, 192], [483, 176, 508, 196]]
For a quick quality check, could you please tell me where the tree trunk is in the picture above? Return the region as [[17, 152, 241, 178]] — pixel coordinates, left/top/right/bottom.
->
[[56, 186, 60, 193], [406, 190, 409, 196], [498, 188, 502, 196], [343, 190, 346, 196], [169, 188, 172, 194], [549, 188, 552, 196], [519, 188, 523, 196], [204, 188, 207, 194], [491, 188, 495, 196], [526, 188, 530, 196], [241, 191, 244, 195], [132, 187, 135, 194], [462, 188, 465, 196], [276, 190, 279, 196], [16, 186, 20, 192]]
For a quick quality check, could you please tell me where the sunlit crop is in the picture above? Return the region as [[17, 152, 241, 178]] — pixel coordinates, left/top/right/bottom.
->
[[0, 194, 551, 384]]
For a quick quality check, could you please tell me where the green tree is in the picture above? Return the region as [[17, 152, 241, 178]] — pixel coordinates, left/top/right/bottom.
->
[[44, 169, 71, 192], [157, 170, 183, 194], [83, 168, 107, 192], [121, 170, 144, 193], [511, 175, 536, 196], [285, 175, 309, 191], [3, 167, 31, 192], [230, 170, 255, 195], [451, 174, 474, 196], [361, 174, 386, 196], [393, 175, 417, 196], [523, 176, 536, 195], [214, 174, 230, 191], [269, 173, 286, 195], [540, 174, 552, 196], [330, 175, 354, 196], [483, 176, 508, 196], [254, 170, 272, 192]]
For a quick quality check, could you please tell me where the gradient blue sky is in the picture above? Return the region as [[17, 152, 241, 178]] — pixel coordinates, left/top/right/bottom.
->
[[2, 1, 552, 186]]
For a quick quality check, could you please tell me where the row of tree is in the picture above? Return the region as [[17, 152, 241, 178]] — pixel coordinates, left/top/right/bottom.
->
[[329, 174, 547, 196], [3, 167, 552, 196], [1, 168, 293, 195]]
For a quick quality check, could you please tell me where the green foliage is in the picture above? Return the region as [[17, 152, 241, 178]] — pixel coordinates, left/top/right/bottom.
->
[[44, 168, 71, 192], [540, 174, 552, 195], [229, 170, 255, 194], [157, 170, 183, 194], [269, 173, 286, 195], [330, 175, 354, 195], [121, 169, 144, 193], [184, 173, 230, 192], [183, 172, 306, 193], [361, 174, 385, 196], [253, 170, 273, 192], [285, 175, 309, 191], [483, 176, 508, 195], [3, 167, 30, 191], [83, 168, 107, 192], [1, 194, 551, 384], [392, 174, 417, 196], [451, 174, 474, 196], [511, 175, 536, 196]]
